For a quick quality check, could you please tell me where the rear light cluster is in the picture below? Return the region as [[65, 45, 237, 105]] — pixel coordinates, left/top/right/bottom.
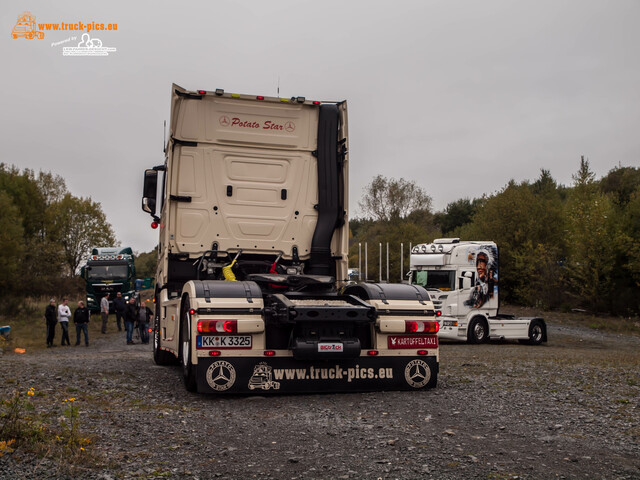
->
[[405, 320, 439, 334], [197, 320, 238, 334]]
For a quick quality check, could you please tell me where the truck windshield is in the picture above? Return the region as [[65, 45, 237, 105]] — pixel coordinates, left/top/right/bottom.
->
[[87, 265, 129, 281], [412, 270, 455, 291]]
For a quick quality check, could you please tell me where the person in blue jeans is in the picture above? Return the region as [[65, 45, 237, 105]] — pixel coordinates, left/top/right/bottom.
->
[[137, 301, 152, 345], [124, 297, 137, 345], [73, 300, 90, 346]]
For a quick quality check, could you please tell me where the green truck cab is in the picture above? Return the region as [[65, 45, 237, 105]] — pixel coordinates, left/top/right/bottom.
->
[[80, 247, 136, 312]]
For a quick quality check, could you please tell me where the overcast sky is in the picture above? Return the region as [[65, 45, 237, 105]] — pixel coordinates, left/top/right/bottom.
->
[[2, 0, 639, 253]]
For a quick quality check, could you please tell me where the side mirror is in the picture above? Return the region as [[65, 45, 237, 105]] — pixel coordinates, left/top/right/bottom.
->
[[142, 169, 158, 216]]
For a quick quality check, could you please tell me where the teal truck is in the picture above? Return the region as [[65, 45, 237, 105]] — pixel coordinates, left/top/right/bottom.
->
[[81, 247, 136, 312]]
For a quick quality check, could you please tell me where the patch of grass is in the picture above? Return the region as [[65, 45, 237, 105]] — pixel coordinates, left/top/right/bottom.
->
[[502, 305, 640, 337], [0, 297, 122, 354], [0, 386, 99, 468]]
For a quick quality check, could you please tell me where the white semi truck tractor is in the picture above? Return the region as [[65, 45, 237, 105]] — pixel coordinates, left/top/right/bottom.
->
[[409, 239, 547, 345], [141, 84, 440, 393]]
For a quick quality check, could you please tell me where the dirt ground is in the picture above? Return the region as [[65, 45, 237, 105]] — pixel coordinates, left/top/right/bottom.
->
[[1, 317, 639, 479]]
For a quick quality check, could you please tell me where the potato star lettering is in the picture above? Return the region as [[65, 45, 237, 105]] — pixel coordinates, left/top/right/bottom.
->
[[231, 118, 260, 128]]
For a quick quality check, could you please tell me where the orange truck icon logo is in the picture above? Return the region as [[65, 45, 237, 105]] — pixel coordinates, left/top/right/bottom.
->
[[11, 12, 44, 39]]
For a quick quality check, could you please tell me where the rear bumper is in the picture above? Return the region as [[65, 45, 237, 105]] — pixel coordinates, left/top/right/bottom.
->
[[195, 355, 438, 394]]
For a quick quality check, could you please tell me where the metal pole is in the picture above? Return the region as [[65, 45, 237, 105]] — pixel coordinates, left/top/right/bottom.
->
[[358, 243, 362, 282], [364, 243, 368, 281], [379, 243, 382, 283], [400, 243, 403, 282], [386, 242, 389, 283]]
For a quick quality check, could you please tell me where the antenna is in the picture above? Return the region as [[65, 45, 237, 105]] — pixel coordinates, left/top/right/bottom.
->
[[163, 120, 166, 153], [277, 76, 280, 97]]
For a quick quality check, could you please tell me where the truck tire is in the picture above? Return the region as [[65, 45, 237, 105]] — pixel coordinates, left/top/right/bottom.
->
[[526, 319, 545, 345], [180, 297, 197, 392], [153, 304, 175, 366], [468, 317, 489, 344]]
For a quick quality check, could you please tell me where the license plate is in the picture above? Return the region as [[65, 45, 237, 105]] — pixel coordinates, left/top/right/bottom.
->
[[387, 335, 438, 349], [317, 342, 344, 352], [196, 335, 252, 349]]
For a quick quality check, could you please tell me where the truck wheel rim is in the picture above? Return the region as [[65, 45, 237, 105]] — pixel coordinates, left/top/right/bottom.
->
[[532, 325, 542, 341]]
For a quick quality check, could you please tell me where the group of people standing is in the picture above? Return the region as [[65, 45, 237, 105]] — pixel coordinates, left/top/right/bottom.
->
[[45, 293, 153, 347], [44, 298, 90, 347], [109, 292, 152, 345]]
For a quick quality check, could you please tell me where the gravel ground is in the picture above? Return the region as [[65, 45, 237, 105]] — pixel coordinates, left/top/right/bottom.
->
[[1, 321, 639, 479]]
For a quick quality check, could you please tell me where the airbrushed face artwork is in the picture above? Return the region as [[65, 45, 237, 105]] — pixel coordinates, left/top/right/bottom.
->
[[467, 245, 498, 308]]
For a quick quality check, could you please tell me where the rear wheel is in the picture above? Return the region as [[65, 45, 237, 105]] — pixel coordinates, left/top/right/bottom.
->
[[468, 317, 489, 344], [526, 319, 545, 345], [180, 297, 197, 392]]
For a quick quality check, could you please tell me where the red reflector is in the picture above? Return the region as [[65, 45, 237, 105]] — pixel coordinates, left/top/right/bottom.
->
[[417, 350, 429, 355], [223, 320, 237, 333], [257, 96, 265, 100], [367, 350, 379, 356], [189, 309, 196, 316], [264, 350, 276, 356], [151, 221, 158, 229], [198, 90, 206, 94], [436, 310, 442, 317], [209, 350, 221, 356]]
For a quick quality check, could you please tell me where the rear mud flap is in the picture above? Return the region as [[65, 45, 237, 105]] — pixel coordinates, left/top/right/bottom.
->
[[195, 356, 438, 394]]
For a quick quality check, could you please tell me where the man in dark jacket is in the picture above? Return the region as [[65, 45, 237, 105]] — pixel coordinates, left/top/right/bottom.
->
[[124, 297, 138, 345], [73, 300, 90, 347], [113, 292, 126, 332], [45, 299, 57, 347]]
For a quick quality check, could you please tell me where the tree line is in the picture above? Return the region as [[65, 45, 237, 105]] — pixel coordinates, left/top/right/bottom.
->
[[0, 164, 116, 312], [349, 159, 640, 316], [2, 159, 638, 317]]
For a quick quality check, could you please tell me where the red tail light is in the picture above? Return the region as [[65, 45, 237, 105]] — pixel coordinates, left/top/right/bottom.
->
[[197, 320, 238, 333], [405, 320, 439, 334], [151, 222, 158, 229], [436, 310, 442, 317], [189, 309, 196, 316]]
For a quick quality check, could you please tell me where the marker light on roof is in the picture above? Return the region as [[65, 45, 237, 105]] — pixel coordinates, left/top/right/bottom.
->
[[296, 97, 305, 103], [215, 89, 224, 96], [313, 101, 321, 105], [257, 96, 265, 100], [198, 90, 206, 94]]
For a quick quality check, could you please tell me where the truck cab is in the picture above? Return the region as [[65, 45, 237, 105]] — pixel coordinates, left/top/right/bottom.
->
[[81, 247, 136, 312], [410, 238, 546, 345]]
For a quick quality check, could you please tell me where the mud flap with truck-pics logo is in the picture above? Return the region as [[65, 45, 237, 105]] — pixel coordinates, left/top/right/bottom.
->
[[196, 356, 439, 394]]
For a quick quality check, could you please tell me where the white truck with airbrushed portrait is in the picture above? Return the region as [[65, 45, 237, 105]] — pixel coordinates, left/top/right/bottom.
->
[[409, 239, 547, 345], [141, 84, 440, 394]]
